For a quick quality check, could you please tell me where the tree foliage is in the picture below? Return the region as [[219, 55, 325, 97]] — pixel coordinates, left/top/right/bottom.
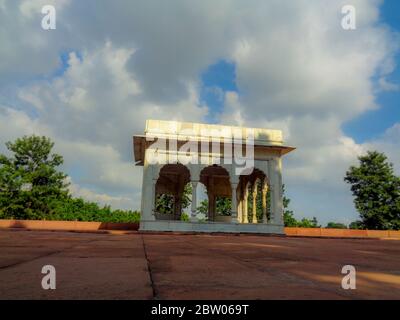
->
[[0, 135, 139, 222], [0, 135, 69, 219], [344, 151, 400, 230], [155, 183, 192, 214], [326, 222, 347, 229], [49, 197, 140, 222], [349, 220, 364, 230], [197, 197, 232, 216]]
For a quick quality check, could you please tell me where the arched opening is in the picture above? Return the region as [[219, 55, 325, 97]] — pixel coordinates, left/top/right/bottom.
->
[[155, 164, 191, 220], [199, 165, 231, 222], [238, 168, 270, 224]]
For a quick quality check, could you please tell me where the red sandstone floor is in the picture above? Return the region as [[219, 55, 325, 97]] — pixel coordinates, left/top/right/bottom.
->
[[0, 229, 399, 299]]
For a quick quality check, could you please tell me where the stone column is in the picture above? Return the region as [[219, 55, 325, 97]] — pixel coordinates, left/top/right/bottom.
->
[[268, 158, 284, 226], [231, 182, 239, 223], [252, 183, 258, 223], [262, 183, 268, 224], [275, 158, 284, 226], [150, 178, 157, 220], [269, 184, 276, 223], [190, 181, 198, 220], [242, 186, 248, 223], [237, 188, 242, 223]]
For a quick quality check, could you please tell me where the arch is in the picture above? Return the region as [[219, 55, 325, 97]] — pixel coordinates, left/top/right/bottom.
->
[[155, 164, 191, 220], [237, 167, 271, 224], [199, 164, 231, 222]]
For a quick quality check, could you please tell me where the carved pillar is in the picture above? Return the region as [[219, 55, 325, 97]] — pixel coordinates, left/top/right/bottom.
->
[[231, 182, 239, 223], [268, 158, 284, 226], [252, 183, 258, 223], [269, 184, 276, 223], [237, 187, 242, 223], [262, 182, 268, 224], [275, 158, 284, 226], [242, 185, 249, 223], [140, 162, 157, 221]]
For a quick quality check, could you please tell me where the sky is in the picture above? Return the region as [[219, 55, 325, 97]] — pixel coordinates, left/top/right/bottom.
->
[[0, 0, 399, 226]]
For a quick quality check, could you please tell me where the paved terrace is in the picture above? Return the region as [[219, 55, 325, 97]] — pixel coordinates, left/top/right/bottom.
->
[[0, 229, 399, 299]]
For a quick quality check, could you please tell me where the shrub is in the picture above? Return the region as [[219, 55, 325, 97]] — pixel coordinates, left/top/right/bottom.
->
[[49, 197, 140, 223], [326, 222, 348, 229], [180, 212, 190, 222], [349, 220, 364, 230]]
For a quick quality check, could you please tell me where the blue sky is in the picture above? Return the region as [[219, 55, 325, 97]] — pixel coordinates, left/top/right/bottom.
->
[[2, 0, 399, 225], [343, 1, 400, 143], [202, 1, 400, 144], [200, 60, 237, 123]]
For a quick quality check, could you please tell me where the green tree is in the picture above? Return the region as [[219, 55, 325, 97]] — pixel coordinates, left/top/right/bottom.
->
[[283, 211, 298, 227], [196, 197, 232, 216], [297, 217, 320, 228], [283, 184, 296, 226], [50, 197, 140, 222], [326, 222, 347, 229], [349, 220, 364, 230], [344, 151, 400, 230], [181, 183, 192, 209], [155, 183, 192, 214], [215, 196, 231, 216], [0, 135, 69, 219], [155, 194, 174, 214], [197, 199, 208, 215]]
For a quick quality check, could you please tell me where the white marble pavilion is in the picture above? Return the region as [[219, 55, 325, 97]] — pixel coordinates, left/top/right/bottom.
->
[[133, 119, 295, 234]]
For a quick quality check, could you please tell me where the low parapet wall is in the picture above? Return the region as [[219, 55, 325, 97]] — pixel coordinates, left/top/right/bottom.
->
[[0, 219, 399, 238], [284, 227, 400, 239], [0, 219, 138, 232]]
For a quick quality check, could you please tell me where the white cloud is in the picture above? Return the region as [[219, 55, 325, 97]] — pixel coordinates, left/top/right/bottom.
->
[[67, 177, 138, 210], [2, 38, 208, 210], [378, 77, 400, 92], [19, 0, 70, 18], [0, 0, 398, 225], [364, 123, 400, 174]]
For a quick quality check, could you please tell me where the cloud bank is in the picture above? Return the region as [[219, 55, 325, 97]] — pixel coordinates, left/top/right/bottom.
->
[[0, 0, 399, 224]]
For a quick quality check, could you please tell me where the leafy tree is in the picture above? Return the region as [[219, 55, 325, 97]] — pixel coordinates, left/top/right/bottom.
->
[[49, 197, 140, 222], [0, 135, 69, 219], [344, 151, 400, 230], [181, 183, 192, 209], [197, 199, 208, 215], [215, 196, 231, 216], [297, 217, 320, 228], [0, 135, 140, 223], [283, 211, 298, 227], [326, 222, 347, 229], [155, 183, 192, 215], [155, 194, 175, 214], [196, 197, 232, 216], [283, 184, 296, 226], [349, 220, 364, 230]]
